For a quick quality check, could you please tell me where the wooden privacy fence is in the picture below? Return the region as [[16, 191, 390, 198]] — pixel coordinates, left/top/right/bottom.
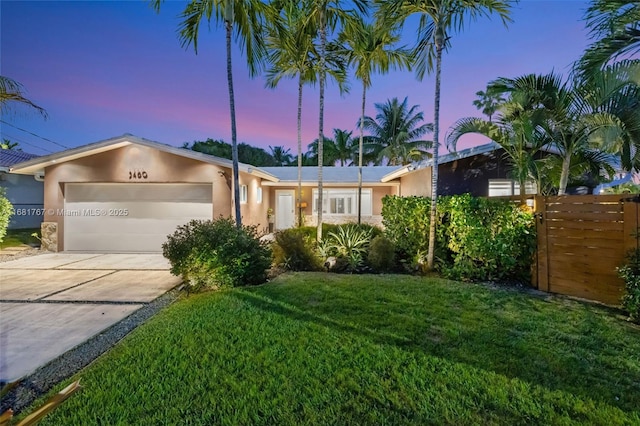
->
[[533, 194, 640, 305]]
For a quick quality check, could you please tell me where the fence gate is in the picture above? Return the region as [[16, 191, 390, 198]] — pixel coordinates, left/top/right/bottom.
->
[[534, 194, 640, 305]]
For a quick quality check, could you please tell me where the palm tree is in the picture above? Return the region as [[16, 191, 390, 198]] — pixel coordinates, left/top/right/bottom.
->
[[361, 97, 433, 165], [332, 129, 358, 166], [576, 0, 640, 76], [447, 112, 546, 201], [269, 145, 294, 165], [472, 88, 504, 123], [377, 0, 515, 270], [305, 0, 368, 241], [341, 17, 412, 223], [489, 70, 639, 194], [1, 139, 20, 150], [151, 0, 270, 227], [264, 0, 349, 227], [306, 135, 339, 166], [0, 76, 47, 117]]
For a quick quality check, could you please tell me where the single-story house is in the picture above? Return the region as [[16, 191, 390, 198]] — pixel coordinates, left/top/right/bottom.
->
[[10, 134, 528, 253], [0, 149, 44, 229]]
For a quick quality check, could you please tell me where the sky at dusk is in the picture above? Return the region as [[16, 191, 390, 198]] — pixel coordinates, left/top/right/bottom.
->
[[1, 0, 591, 157]]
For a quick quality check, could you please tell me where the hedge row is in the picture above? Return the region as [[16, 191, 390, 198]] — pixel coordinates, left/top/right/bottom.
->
[[382, 194, 536, 283]]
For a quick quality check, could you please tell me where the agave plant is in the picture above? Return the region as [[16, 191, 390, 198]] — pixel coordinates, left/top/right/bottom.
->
[[327, 225, 373, 271]]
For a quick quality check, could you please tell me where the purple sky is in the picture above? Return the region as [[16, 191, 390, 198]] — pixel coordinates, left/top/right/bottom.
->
[[1, 0, 590, 156]]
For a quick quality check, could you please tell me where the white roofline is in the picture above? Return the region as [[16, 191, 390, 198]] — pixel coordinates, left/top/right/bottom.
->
[[9, 134, 280, 182]]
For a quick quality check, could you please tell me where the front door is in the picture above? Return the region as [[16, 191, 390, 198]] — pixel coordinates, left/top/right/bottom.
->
[[276, 190, 295, 230]]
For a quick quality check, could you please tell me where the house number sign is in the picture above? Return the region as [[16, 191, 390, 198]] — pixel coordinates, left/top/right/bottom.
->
[[129, 170, 148, 180]]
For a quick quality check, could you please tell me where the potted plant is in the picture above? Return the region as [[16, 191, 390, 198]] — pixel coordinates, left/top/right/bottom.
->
[[267, 208, 274, 233]]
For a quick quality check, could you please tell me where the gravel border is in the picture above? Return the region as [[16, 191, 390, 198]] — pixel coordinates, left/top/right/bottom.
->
[[0, 289, 181, 415], [0, 247, 42, 263]]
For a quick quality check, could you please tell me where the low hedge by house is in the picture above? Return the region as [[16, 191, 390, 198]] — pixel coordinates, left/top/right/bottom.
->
[[382, 194, 536, 283]]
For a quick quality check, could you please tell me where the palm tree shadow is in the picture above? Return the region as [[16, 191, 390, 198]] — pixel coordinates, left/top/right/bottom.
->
[[231, 287, 640, 416]]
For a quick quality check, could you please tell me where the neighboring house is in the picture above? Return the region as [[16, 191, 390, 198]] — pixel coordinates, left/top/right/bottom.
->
[[0, 149, 44, 229], [10, 134, 526, 253], [409, 142, 538, 197]]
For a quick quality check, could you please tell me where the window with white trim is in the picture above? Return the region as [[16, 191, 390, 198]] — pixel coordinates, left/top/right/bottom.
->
[[488, 179, 537, 196], [240, 185, 248, 203], [312, 189, 372, 216], [256, 187, 263, 204]]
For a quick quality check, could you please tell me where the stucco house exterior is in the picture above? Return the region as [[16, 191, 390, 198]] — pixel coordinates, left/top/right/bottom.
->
[[10, 134, 527, 253], [0, 149, 44, 229]]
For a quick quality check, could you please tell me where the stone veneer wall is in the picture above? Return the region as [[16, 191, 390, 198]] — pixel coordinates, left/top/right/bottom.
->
[[40, 222, 58, 252]]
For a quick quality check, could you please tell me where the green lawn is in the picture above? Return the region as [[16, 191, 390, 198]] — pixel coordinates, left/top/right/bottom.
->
[[26, 273, 640, 425], [0, 228, 39, 249]]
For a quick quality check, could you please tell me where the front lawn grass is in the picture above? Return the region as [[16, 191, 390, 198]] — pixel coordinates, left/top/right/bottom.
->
[[0, 228, 39, 249], [26, 273, 640, 425]]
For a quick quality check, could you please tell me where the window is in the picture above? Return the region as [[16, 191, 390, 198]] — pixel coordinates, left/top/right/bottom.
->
[[312, 189, 372, 216], [240, 185, 248, 203], [488, 179, 537, 197], [256, 187, 263, 204]]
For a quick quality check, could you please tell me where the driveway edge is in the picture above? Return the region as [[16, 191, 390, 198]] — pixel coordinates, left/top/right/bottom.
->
[[0, 289, 180, 415]]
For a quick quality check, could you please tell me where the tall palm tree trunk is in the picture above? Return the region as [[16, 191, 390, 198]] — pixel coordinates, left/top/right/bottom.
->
[[427, 32, 443, 270], [317, 13, 326, 242], [358, 83, 366, 225], [558, 155, 571, 195], [297, 74, 304, 227], [226, 20, 242, 227]]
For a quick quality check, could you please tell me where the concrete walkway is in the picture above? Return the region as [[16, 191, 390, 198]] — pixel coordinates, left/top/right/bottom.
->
[[0, 253, 181, 383]]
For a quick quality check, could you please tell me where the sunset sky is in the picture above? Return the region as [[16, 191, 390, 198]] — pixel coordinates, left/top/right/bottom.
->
[[2, 0, 590, 157]]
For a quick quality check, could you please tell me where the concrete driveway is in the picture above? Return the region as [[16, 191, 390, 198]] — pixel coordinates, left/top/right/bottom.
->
[[0, 253, 182, 383]]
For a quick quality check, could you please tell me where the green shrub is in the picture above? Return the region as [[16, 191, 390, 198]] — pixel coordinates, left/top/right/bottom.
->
[[298, 223, 382, 241], [162, 217, 271, 290], [272, 228, 322, 271], [381, 195, 442, 271], [367, 235, 396, 273], [381, 194, 536, 282], [619, 248, 640, 322], [439, 194, 536, 283], [0, 188, 13, 243]]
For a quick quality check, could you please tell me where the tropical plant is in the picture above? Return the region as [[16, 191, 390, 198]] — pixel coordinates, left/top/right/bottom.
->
[[618, 247, 640, 323], [472, 88, 505, 123], [151, 0, 272, 227], [576, 0, 640, 76], [306, 136, 339, 166], [341, 16, 412, 222], [446, 113, 546, 201], [269, 145, 294, 165], [1, 139, 19, 150], [0, 75, 47, 117], [272, 228, 323, 271], [0, 188, 13, 243], [188, 138, 277, 166], [305, 0, 368, 241], [377, 0, 516, 270], [264, 0, 350, 227], [326, 224, 373, 271], [162, 217, 271, 290], [332, 129, 358, 166], [361, 96, 433, 165], [487, 68, 640, 194]]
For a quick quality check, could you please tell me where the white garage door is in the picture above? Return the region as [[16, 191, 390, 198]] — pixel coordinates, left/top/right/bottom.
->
[[64, 183, 213, 252]]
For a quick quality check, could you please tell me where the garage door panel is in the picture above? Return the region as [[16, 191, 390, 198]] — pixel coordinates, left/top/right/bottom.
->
[[66, 183, 213, 203], [64, 184, 213, 252], [65, 202, 211, 219]]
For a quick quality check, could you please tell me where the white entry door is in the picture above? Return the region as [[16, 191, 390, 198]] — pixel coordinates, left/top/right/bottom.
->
[[275, 190, 295, 230]]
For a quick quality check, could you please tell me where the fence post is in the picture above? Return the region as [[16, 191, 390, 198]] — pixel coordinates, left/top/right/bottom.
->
[[623, 198, 640, 255], [534, 195, 548, 291]]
